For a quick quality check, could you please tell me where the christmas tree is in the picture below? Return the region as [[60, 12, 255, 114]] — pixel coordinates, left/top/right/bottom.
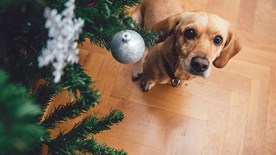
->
[[0, 0, 157, 154]]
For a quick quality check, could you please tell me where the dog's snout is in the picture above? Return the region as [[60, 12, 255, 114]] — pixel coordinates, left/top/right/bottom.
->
[[191, 56, 209, 73]]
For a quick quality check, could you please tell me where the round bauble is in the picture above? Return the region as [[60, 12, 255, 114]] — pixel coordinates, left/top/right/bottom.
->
[[110, 30, 145, 64]]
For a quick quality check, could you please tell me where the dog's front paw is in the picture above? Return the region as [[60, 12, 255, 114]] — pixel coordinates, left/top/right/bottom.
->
[[132, 61, 144, 81], [140, 80, 150, 92], [140, 80, 155, 92]]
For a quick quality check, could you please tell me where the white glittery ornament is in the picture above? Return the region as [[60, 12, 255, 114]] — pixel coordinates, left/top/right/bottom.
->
[[110, 30, 145, 64]]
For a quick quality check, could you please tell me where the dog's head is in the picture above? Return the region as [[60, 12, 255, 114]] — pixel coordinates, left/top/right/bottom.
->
[[153, 11, 241, 78]]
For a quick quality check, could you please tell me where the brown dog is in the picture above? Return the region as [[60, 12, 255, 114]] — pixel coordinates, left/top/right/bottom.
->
[[131, 0, 241, 92]]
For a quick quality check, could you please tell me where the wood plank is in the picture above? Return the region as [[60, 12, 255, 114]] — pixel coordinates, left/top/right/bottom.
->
[[96, 97, 206, 155], [238, 0, 258, 32], [227, 61, 271, 155], [264, 70, 276, 155], [111, 65, 134, 100]]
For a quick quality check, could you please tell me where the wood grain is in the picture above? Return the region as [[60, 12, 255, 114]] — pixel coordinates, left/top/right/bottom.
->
[[49, 0, 276, 154]]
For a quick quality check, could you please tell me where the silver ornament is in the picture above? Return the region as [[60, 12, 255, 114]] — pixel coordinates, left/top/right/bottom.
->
[[110, 30, 145, 64]]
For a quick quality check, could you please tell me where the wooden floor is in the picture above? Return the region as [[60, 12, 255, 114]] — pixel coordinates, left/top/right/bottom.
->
[[51, 0, 276, 154]]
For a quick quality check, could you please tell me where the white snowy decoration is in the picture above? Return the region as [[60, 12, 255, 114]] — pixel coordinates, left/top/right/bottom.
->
[[38, 0, 84, 83]]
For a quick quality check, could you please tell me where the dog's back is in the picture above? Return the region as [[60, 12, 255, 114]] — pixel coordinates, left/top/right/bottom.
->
[[132, 0, 182, 29]]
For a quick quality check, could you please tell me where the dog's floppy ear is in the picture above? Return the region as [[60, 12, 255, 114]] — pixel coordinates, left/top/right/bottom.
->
[[213, 30, 242, 68], [152, 14, 184, 43]]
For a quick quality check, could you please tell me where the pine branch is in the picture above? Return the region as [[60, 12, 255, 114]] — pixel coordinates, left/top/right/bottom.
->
[[93, 110, 125, 134], [48, 141, 79, 155], [41, 100, 97, 129], [61, 63, 92, 92], [49, 137, 127, 155], [51, 110, 124, 146], [77, 110, 124, 136], [131, 22, 158, 48], [61, 64, 100, 105], [0, 70, 45, 154], [80, 138, 127, 155], [107, 0, 142, 9], [36, 64, 100, 129], [33, 82, 63, 109]]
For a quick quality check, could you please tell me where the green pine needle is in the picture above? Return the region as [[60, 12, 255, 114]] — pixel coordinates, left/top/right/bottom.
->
[[80, 138, 127, 155], [58, 110, 124, 140], [42, 100, 98, 129], [33, 82, 63, 109]]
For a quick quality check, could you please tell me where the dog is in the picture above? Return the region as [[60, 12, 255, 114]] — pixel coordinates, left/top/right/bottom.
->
[[131, 0, 241, 92]]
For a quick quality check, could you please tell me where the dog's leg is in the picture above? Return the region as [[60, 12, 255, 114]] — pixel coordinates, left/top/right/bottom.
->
[[140, 78, 156, 92], [131, 4, 146, 81], [132, 47, 148, 81]]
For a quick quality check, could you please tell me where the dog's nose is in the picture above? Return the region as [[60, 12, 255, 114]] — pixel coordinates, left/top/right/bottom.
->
[[191, 56, 209, 73]]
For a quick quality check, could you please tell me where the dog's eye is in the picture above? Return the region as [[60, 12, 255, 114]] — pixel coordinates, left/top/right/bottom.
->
[[184, 29, 196, 40], [214, 35, 223, 46]]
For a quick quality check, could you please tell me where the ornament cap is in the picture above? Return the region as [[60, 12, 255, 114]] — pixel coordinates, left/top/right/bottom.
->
[[122, 31, 131, 42]]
